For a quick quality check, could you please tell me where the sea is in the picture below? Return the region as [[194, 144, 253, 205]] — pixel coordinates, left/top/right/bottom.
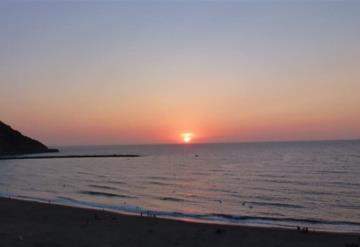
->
[[0, 141, 359, 233]]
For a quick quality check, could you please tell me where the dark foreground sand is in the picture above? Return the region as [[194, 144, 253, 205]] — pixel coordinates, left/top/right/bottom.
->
[[0, 198, 358, 247]]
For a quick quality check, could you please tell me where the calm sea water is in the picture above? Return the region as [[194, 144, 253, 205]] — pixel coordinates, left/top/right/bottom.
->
[[0, 141, 360, 233]]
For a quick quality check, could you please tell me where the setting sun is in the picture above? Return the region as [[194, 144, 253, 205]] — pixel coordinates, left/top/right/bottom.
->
[[182, 133, 193, 143]]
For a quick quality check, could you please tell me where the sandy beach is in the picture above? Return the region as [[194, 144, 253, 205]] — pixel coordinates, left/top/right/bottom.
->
[[2, 0, 360, 246], [0, 197, 358, 247]]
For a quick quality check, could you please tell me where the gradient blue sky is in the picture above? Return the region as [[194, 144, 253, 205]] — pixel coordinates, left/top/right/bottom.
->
[[1, 1, 359, 145]]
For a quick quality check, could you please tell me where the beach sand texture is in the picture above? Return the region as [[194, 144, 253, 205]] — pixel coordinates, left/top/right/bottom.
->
[[0, 198, 358, 247]]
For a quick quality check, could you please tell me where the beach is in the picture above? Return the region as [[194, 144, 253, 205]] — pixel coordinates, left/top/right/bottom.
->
[[1, 1, 360, 246], [0, 197, 358, 247]]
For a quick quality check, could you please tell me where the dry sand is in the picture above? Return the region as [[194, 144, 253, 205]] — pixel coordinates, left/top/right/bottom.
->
[[0, 197, 358, 247]]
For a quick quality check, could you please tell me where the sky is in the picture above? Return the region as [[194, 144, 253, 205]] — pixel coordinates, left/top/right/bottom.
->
[[1, 1, 359, 145]]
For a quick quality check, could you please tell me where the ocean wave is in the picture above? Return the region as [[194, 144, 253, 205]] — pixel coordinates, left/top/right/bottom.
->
[[245, 201, 304, 209], [145, 181, 171, 186], [106, 180, 127, 185], [207, 213, 360, 227], [88, 184, 119, 190], [158, 197, 187, 202], [3, 194, 360, 233], [328, 181, 360, 187], [147, 176, 173, 181], [79, 190, 135, 199]]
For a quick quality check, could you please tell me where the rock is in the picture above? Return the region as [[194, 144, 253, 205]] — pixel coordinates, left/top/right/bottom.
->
[[0, 121, 58, 156]]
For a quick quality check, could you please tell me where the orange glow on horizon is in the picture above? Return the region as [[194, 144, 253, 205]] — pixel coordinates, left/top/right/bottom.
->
[[182, 132, 193, 143]]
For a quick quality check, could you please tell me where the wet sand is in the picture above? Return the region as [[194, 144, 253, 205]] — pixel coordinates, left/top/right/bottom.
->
[[0, 197, 358, 247]]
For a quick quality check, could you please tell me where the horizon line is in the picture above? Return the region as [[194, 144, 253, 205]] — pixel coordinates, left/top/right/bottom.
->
[[50, 138, 360, 148]]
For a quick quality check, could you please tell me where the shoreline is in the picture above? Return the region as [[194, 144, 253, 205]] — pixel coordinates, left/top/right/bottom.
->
[[4, 195, 359, 235], [0, 197, 358, 247], [0, 154, 140, 160]]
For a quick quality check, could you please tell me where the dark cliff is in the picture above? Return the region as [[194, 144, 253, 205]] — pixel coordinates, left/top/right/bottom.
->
[[0, 121, 58, 156]]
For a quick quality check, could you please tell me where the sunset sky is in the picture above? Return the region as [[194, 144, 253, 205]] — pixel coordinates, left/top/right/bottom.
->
[[1, 1, 359, 145]]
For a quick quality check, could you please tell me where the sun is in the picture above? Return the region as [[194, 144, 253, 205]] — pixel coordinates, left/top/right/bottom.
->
[[182, 132, 193, 143]]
